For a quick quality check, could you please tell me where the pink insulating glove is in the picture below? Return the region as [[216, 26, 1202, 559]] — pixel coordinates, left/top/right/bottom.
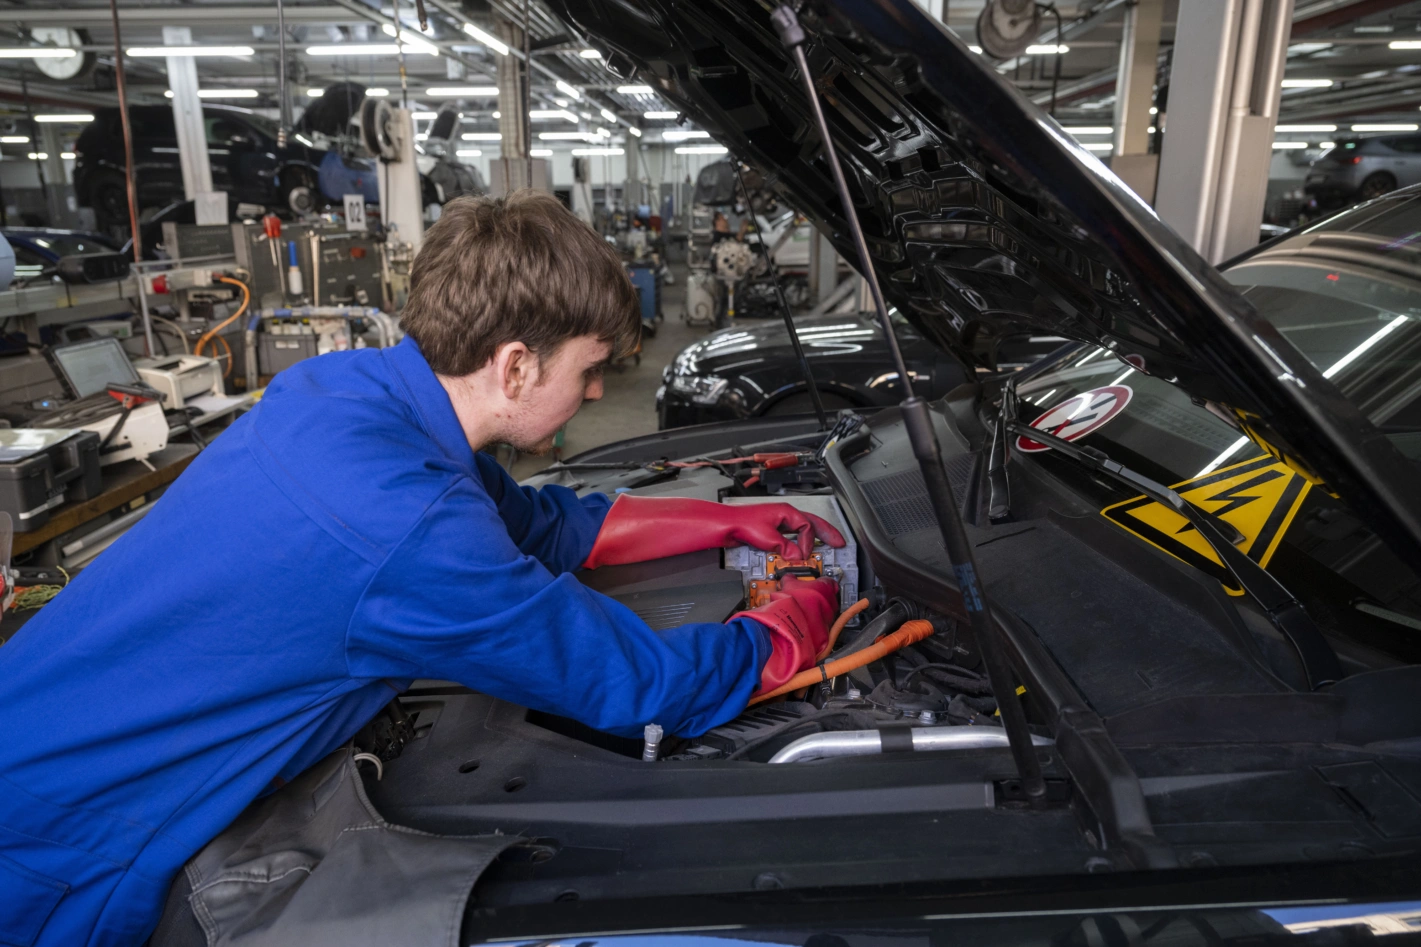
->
[[582, 495, 845, 569], [731, 577, 839, 695]]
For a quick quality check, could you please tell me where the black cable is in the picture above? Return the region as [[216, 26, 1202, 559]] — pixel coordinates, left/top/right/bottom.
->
[[730, 158, 829, 431], [904, 663, 992, 694]]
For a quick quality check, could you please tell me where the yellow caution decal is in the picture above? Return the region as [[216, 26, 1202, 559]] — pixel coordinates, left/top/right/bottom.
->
[[1100, 455, 1312, 595]]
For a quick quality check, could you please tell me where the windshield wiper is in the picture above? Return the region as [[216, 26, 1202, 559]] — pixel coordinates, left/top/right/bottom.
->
[[1004, 417, 1343, 690]]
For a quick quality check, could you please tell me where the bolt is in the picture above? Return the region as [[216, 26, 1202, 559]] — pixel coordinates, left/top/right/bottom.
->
[[641, 723, 663, 762], [918, 709, 935, 724], [846, 686, 861, 700]]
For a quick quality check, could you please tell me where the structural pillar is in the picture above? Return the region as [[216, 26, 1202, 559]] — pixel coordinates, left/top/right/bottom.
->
[[1154, 0, 1294, 263], [808, 227, 839, 305], [164, 27, 224, 224], [1111, 0, 1163, 202], [39, 123, 71, 227]]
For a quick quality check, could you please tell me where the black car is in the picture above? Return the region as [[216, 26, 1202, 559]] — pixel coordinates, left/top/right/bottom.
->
[[153, 0, 1421, 941], [659, 310, 1064, 428], [74, 104, 322, 233]]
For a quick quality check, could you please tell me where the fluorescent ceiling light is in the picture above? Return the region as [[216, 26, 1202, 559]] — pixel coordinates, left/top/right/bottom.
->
[[644, 110, 677, 119], [556, 79, 582, 100], [60, 152, 75, 160], [531, 148, 553, 156], [600, 108, 618, 123], [366, 88, 390, 97], [1281, 78, 1333, 88], [306, 44, 407, 55], [1320, 141, 1336, 149], [579, 49, 602, 58], [462, 132, 502, 140], [0, 48, 76, 59], [34, 114, 93, 123], [1149, 106, 1158, 114], [463, 22, 509, 55], [663, 129, 709, 140], [539, 131, 594, 140], [628, 126, 642, 137], [572, 147, 623, 155], [492, 111, 501, 118], [0, 136, 27, 143], [1389, 40, 1421, 49], [456, 148, 482, 156], [181, 89, 260, 98], [1272, 141, 1308, 149], [427, 86, 499, 96], [381, 24, 439, 54], [1025, 44, 1068, 55], [1352, 123, 1419, 131], [1065, 126, 1113, 135], [617, 84, 654, 94], [530, 109, 578, 122], [415, 132, 429, 140], [128, 45, 254, 57], [1355, 24, 1394, 32], [1275, 124, 1336, 132], [307, 88, 325, 97], [412, 111, 438, 119], [675, 145, 728, 155], [26, 152, 48, 160], [1081, 142, 1113, 152], [1289, 42, 1332, 53]]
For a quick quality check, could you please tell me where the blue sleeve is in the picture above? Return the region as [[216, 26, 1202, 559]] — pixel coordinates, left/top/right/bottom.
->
[[473, 452, 611, 573], [346, 477, 770, 737]]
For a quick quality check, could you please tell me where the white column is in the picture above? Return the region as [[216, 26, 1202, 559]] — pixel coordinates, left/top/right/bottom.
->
[[1111, 0, 1163, 202], [163, 27, 215, 203], [1154, 0, 1294, 263]]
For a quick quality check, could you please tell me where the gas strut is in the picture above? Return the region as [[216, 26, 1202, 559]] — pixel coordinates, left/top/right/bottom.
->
[[770, 5, 1047, 805]]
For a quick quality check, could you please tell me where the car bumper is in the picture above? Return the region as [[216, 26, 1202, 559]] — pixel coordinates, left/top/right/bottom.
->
[[657, 387, 739, 430]]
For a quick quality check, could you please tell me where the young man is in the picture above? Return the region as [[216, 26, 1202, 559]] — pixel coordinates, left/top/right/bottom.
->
[[0, 191, 844, 946]]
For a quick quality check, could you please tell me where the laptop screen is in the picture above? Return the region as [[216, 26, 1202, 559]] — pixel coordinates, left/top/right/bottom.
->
[[51, 338, 142, 399]]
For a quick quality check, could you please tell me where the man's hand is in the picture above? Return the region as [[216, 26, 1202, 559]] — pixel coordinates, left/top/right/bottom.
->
[[582, 495, 845, 569], [731, 576, 839, 695]]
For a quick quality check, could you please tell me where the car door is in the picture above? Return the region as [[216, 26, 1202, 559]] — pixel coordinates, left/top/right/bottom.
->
[[1391, 135, 1421, 187]]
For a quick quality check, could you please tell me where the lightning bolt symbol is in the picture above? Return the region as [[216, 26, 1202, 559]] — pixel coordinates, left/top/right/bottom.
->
[[1199, 469, 1283, 518]]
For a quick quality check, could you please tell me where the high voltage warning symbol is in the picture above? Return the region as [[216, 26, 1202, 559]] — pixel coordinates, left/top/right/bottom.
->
[[1100, 455, 1312, 595]]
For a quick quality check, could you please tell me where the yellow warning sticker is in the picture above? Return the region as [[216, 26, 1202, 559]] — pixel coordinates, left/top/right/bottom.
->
[[1100, 455, 1312, 595]]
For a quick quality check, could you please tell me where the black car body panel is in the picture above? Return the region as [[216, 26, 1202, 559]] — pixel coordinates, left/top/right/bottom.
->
[[550, 0, 1421, 567], [657, 312, 963, 427]]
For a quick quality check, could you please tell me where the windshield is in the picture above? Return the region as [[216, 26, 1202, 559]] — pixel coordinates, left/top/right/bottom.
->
[[1014, 192, 1421, 659], [28, 234, 116, 257]]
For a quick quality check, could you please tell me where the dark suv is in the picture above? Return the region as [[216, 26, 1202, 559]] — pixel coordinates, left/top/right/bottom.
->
[[74, 104, 322, 233], [1303, 134, 1421, 209]]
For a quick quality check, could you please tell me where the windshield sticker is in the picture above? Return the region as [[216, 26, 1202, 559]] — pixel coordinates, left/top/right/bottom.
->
[[1100, 455, 1313, 596], [1016, 385, 1133, 453]]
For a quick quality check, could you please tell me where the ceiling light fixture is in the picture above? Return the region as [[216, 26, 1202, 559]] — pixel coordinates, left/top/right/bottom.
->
[[539, 131, 594, 140], [60, 152, 75, 160], [366, 88, 390, 97], [0, 47, 76, 59], [628, 126, 642, 137], [456, 148, 482, 156], [599, 108, 618, 123], [1319, 141, 1336, 149], [1025, 44, 1068, 55], [307, 88, 325, 97], [128, 45, 254, 57], [1352, 123, 1419, 131], [644, 110, 677, 119], [572, 147, 623, 155], [1389, 40, 1421, 49], [556, 80, 582, 100], [617, 84, 654, 94], [0, 136, 27, 143], [1280, 78, 1334, 88], [427, 86, 499, 96], [380, 24, 439, 54], [412, 111, 438, 119], [578, 49, 602, 58], [1275, 123, 1336, 132], [1064, 126, 1113, 135], [306, 44, 410, 56], [34, 114, 93, 123], [26, 152, 48, 160], [531, 148, 553, 156], [674, 145, 728, 154], [461, 132, 503, 140], [662, 129, 710, 140], [530, 109, 578, 122], [1081, 142, 1113, 152], [1272, 141, 1308, 149], [462, 23, 509, 55]]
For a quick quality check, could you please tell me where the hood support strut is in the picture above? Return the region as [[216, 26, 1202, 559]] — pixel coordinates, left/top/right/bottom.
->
[[770, 4, 1047, 806]]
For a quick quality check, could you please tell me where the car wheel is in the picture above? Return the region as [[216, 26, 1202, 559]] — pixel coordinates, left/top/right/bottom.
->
[[91, 170, 131, 233], [1359, 172, 1398, 201], [283, 167, 316, 216], [763, 391, 858, 416]]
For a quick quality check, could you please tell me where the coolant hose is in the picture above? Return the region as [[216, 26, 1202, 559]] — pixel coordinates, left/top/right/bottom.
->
[[817, 597, 870, 662], [749, 619, 935, 706]]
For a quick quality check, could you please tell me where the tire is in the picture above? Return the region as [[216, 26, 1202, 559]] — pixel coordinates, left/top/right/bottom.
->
[[1359, 172, 1397, 201], [283, 166, 317, 216], [763, 391, 857, 417], [90, 169, 131, 236]]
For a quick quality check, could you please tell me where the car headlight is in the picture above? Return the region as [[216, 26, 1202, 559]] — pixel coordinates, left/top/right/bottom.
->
[[669, 374, 729, 405]]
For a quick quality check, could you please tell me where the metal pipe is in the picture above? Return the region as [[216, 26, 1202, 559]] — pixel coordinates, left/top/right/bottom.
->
[[108, 0, 143, 262], [276, 0, 289, 147], [771, 4, 1048, 805], [60, 503, 153, 559], [769, 727, 1054, 764]]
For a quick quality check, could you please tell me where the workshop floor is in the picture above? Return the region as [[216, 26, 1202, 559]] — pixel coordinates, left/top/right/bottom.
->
[[509, 264, 708, 480]]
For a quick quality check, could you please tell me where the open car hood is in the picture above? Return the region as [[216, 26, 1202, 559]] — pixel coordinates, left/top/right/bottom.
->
[[552, 0, 1421, 564]]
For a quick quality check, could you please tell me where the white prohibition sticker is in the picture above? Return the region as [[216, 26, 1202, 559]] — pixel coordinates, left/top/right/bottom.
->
[[1016, 385, 1134, 453]]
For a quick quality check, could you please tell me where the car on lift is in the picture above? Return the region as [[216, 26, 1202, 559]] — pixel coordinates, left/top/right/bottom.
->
[[1, 227, 118, 286], [73, 104, 325, 235], [152, 0, 1421, 941], [1303, 134, 1421, 209]]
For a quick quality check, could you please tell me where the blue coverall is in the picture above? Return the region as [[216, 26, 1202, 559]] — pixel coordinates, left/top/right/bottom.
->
[[0, 336, 770, 947]]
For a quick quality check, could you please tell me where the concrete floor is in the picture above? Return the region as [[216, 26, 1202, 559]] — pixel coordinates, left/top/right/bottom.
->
[[509, 265, 709, 479]]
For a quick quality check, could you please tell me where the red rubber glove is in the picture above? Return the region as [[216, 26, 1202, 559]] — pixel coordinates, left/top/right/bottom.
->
[[731, 577, 839, 695], [582, 495, 845, 569]]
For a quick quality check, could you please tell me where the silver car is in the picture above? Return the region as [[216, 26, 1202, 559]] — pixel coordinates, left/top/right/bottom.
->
[[1304, 134, 1421, 208]]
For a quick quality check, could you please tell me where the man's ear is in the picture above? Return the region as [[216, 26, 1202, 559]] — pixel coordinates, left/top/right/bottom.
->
[[494, 341, 538, 400]]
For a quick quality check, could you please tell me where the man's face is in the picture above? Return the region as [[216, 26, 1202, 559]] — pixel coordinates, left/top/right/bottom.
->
[[506, 335, 611, 454]]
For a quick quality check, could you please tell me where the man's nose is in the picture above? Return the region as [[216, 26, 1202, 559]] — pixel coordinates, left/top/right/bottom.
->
[[585, 378, 605, 402]]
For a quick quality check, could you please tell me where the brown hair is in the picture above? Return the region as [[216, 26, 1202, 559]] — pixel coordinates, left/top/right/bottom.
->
[[401, 190, 640, 376]]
